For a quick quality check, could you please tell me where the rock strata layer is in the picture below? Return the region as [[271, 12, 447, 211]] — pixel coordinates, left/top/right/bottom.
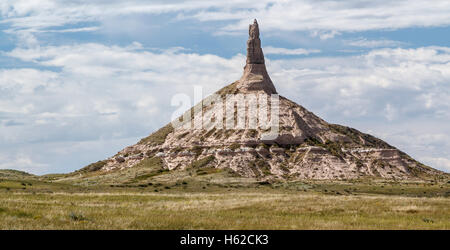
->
[[85, 20, 444, 181]]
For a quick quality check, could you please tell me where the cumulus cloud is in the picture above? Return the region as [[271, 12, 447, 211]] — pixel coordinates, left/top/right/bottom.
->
[[0, 153, 49, 173], [264, 46, 320, 55], [384, 104, 398, 121], [269, 46, 450, 122], [1, 42, 243, 147], [420, 157, 450, 173], [310, 30, 341, 40], [217, 1, 450, 33], [346, 38, 407, 48], [41, 26, 101, 33], [2, 0, 450, 36]]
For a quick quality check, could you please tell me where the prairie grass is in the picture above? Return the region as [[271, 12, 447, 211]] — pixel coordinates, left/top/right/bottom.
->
[[0, 168, 448, 230], [0, 188, 448, 229]]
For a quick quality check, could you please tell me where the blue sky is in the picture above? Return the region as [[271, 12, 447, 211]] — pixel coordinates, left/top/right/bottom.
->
[[0, 0, 449, 174]]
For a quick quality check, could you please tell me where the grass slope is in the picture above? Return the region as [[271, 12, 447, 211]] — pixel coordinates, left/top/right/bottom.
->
[[0, 169, 34, 179]]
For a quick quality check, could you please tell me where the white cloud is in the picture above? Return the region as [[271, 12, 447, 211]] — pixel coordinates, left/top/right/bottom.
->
[[420, 157, 450, 173], [369, 127, 450, 172], [200, 0, 450, 33], [1, 0, 450, 36], [43, 26, 101, 33], [384, 103, 398, 121], [346, 38, 407, 48], [269, 46, 450, 121], [0, 153, 49, 173], [310, 30, 341, 40], [0, 41, 247, 173], [264, 46, 320, 55], [1, 42, 244, 147], [7, 42, 242, 81], [0, 137, 141, 174]]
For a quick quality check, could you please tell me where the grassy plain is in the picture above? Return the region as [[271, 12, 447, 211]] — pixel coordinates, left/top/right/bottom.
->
[[0, 169, 448, 229]]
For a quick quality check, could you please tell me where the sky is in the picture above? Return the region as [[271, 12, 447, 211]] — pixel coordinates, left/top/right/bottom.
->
[[0, 0, 449, 174]]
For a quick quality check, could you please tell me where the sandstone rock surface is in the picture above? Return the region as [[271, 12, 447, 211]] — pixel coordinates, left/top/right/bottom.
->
[[91, 19, 444, 181], [238, 19, 277, 94]]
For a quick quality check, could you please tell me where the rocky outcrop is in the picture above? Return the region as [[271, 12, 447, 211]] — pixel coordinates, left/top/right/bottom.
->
[[246, 19, 265, 65], [88, 19, 445, 181], [238, 19, 277, 94]]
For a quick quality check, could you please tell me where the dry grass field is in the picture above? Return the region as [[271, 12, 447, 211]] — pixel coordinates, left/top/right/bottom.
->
[[0, 173, 448, 229]]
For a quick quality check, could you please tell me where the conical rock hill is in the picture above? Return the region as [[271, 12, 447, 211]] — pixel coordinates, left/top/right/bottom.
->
[[89, 20, 442, 180]]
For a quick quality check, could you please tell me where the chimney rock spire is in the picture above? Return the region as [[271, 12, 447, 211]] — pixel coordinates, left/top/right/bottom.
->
[[238, 19, 277, 94], [246, 19, 264, 64]]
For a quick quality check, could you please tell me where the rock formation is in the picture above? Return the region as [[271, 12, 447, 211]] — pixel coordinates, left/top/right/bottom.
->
[[86, 19, 444, 181], [246, 19, 265, 64], [238, 19, 277, 94]]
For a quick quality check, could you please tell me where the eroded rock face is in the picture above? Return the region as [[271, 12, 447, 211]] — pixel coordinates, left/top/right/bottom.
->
[[92, 20, 444, 181], [246, 19, 264, 65], [238, 19, 277, 95]]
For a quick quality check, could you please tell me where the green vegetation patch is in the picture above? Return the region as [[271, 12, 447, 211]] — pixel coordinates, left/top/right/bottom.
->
[[196, 167, 223, 176], [69, 212, 88, 221], [139, 123, 174, 145], [246, 129, 258, 138], [203, 128, 216, 138], [224, 129, 235, 139], [216, 81, 239, 98], [0, 207, 33, 218], [134, 157, 163, 169], [177, 131, 189, 140], [0, 181, 26, 189], [228, 143, 240, 151], [189, 156, 216, 169], [304, 136, 323, 146], [323, 141, 345, 159], [329, 124, 392, 148], [132, 169, 169, 181], [77, 160, 107, 173], [248, 159, 272, 177], [131, 157, 168, 181], [0, 169, 33, 178], [304, 137, 345, 159], [171, 147, 184, 154], [191, 146, 203, 156]]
